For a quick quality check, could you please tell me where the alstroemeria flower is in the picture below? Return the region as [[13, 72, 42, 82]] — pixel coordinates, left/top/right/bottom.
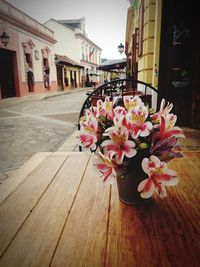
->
[[113, 106, 128, 128], [158, 116, 185, 140], [137, 155, 179, 198], [151, 98, 173, 124], [80, 115, 98, 134], [126, 105, 153, 138], [79, 132, 97, 150], [123, 95, 143, 111], [150, 115, 184, 161], [165, 113, 177, 130], [99, 96, 116, 120], [101, 126, 137, 164], [94, 152, 117, 181], [79, 116, 99, 150]]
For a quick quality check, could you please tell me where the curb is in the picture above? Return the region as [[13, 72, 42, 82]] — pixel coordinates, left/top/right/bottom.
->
[[41, 87, 88, 100]]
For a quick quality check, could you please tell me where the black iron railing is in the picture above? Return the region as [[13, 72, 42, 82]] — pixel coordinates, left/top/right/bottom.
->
[[79, 79, 158, 119]]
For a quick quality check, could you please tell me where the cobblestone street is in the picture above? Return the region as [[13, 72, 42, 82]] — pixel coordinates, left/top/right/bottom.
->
[[0, 89, 87, 183]]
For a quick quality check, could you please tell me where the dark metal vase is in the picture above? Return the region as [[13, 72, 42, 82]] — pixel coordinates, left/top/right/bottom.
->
[[116, 151, 152, 206]]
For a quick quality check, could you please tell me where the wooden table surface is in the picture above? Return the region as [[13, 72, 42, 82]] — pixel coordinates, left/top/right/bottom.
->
[[0, 151, 199, 267]]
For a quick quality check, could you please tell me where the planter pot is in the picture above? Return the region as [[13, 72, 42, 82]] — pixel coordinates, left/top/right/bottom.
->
[[116, 151, 152, 205]]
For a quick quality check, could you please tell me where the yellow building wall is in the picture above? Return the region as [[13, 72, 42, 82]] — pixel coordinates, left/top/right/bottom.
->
[[152, 0, 162, 88], [126, 0, 162, 89], [137, 0, 156, 85]]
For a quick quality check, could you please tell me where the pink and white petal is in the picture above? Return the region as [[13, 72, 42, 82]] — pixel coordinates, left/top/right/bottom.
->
[[165, 168, 178, 177], [162, 126, 185, 140], [140, 126, 151, 137], [90, 143, 97, 150], [126, 140, 136, 148], [145, 121, 153, 130], [125, 149, 137, 158], [150, 155, 161, 168], [137, 178, 149, 192], [91, 116, 98, 132], [97, 99, 103, 107], [163, 177, 179, 186], [160, 98, 165, 112], [79, 132, 97, 149], [141, 158, 150, 174], [115, 150, 125, 165], [101, 139, 114, 147], [156, 183, 167, 198], [138, 179, 155, 199], [124, 146, 137, 158]]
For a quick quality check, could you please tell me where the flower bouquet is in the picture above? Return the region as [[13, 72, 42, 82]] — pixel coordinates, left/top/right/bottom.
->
[[78, 96, 185, 204]]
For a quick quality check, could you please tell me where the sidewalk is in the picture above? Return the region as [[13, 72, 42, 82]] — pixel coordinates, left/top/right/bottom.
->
[[0, 87, 88, 109], [0, 87, 90, 183]]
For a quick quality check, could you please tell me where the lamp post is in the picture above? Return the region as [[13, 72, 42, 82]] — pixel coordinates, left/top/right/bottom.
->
[[0, 32, 10, 47], [118, 43, 125, 54], [118, 43, 128, 80]]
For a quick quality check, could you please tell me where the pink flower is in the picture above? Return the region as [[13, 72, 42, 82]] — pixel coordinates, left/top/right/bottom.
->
[[126, 105, 153, 138], [79, 115, 99, 150], [101, 126, 137, 164], [98, 96, 116, 120], [113, 106, 128, 128], [123, 95, 143, 111], [159, 116, 185, 140], [79, 132, 97, 150], [94, 152, 117, 181], [151, 98, 173, 124], [137, 155, 179, 198]]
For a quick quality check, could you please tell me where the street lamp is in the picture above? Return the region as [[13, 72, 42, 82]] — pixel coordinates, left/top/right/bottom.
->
[[0, 31, 10, 47], [118, 43, 124, 54]]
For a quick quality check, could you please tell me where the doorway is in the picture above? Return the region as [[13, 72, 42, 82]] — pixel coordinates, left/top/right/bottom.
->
[[25, 53, 34, 92], [74, 71, 77, 87], [56, 65, 63, 90], [0, 49, 16, 98], [158, 0, 199, 127], [70, 70, 74, 87]]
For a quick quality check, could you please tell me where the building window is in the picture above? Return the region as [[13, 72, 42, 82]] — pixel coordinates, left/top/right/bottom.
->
[[86, 46, 88, 61], [34, 50, 39, 60], [82, 44, 85, 60]]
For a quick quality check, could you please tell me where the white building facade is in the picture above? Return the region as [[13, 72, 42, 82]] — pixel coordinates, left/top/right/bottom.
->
[[45, 18, 102, 88], [76, 30, 102, 86], [0, 0, 57, 99], [44, 19, 84, 90]]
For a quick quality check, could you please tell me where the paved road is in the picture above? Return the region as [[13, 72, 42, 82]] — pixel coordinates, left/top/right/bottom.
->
[[0, 90, 88, 182]]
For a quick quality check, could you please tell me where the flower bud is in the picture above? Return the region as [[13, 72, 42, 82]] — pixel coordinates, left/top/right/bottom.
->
[[139, 143, 148, 149], [149, 108, 155, 114]]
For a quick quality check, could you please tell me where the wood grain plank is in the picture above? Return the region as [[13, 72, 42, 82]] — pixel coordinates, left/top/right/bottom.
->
[[106, 153, 200, 267], [0, 153, 68, 258], [0, 152, 51, 204], [182, 151, 200, 170], [51, 154, 110, 267], [0, 153, 90, 267]]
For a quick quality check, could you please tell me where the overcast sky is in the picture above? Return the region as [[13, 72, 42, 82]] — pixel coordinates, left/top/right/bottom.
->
[[6, 0, 130, 59]]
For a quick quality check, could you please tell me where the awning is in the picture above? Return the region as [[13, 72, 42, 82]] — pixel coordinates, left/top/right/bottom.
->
[[98, 59, 126, 71], [55, 54, 84, 68]]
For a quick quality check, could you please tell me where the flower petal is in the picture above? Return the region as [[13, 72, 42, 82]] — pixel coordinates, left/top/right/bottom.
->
[[141, 158, 150, 174], [163, 177, 179, 186], [138, 179, 155, 199]]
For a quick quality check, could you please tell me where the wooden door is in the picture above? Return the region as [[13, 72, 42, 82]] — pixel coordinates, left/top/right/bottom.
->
[[74, 71, 77, 87], [158, 0, 199, 127], [0, 49, 16, 98], [56, 65, 63, 90]]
